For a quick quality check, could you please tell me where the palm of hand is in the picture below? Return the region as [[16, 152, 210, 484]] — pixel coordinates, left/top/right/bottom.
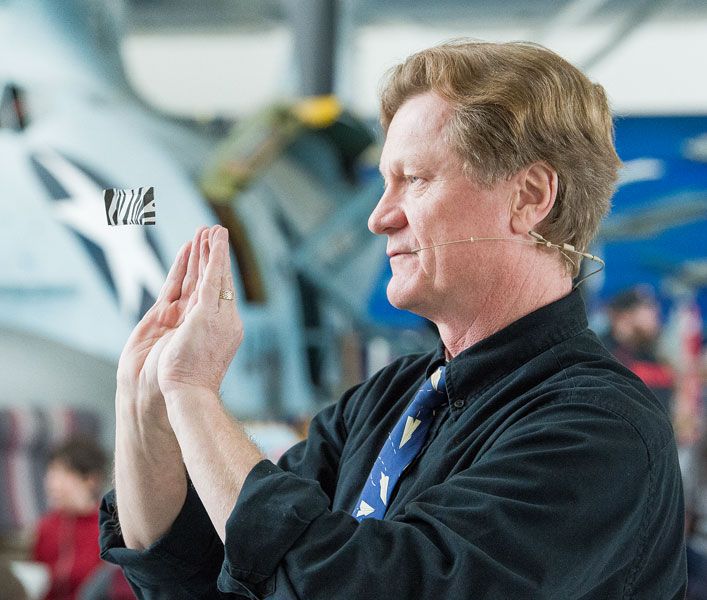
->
[[118, 225, 241, 405], [134, 304, 183, 400], [117, 229, 205, 405], [157, 296, 241, 396], [157, 227, 242, 395]]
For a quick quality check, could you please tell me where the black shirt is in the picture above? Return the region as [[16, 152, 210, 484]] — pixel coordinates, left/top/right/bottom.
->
[[600, 331, 675, 414], [99, 290, 687, 599]]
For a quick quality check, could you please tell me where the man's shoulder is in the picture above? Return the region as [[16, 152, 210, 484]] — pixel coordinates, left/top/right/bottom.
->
[[539, 330, 675, 456]]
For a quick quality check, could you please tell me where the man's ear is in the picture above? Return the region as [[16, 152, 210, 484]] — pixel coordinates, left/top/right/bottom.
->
[[509, 162, 558, 235]]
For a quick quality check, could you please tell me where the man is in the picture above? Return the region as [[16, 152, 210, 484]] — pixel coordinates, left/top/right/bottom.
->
[[100, 41, 686, 598], [601, 285, 675, 413]]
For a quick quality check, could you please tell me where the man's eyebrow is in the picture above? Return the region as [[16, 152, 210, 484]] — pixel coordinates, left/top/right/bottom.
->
[[378, 163, 394, 178], [378, 161, 400, 176]]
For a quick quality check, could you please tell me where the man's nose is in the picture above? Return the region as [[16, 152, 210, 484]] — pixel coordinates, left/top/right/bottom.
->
[[368, 188, 406, 235]]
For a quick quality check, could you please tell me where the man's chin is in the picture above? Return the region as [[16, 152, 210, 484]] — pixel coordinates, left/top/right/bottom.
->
[[386, 284, 423, 315]]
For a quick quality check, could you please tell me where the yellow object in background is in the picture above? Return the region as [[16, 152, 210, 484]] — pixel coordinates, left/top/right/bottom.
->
[[292, 95, 342, 128]]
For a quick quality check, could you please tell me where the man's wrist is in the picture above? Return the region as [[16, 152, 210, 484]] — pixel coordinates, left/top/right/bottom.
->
[[162, 383, 220, 406], [162, 384, 224, 441], [115, 384, 174, 438]]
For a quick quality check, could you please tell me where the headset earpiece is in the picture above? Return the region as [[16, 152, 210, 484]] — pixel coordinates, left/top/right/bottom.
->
[[411, 230, 605, 288]]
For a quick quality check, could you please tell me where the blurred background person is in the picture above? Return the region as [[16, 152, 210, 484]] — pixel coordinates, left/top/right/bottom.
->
[[31, 436, 133, 600], [32, 436, 105, 600], [601, 285, 675, 413]]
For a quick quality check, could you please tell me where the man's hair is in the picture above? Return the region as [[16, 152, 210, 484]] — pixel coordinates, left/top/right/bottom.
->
[[48, 435, 107, 480], [379, 40, 621, 276]]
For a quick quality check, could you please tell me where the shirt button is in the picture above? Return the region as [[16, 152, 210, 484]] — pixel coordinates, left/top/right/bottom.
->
[[453, 399, 465, 409]]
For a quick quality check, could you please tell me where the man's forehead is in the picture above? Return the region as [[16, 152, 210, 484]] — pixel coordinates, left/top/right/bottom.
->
[[388, 92, 452, 136], [378, 149, 428, 173], [379, 93, 453, 173]]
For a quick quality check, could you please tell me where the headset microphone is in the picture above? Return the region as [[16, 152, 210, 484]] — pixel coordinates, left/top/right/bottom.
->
[[411, 230, 605, 288]]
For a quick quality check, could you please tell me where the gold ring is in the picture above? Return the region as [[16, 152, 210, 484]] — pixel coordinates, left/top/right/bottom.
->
[[219, 289, 234, 300]]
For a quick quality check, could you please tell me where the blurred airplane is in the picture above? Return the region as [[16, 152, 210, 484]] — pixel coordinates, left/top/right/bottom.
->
[[0, 0, 231, 414], [0, 0, 323, 422], [0, 0, 430, 429]]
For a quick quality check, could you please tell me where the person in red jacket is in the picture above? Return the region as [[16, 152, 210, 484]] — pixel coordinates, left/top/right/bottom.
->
[[32, 436, 107, 600], [601, 285, 675, 412]]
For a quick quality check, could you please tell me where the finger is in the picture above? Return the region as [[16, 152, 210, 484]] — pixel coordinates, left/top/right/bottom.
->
[[196, 227, 210, 284], [200, 226, 229, 307], [181, 226, 207, 300], [200, 231, 211, 282], [157, 241, 191, 303], [186, 234, 210, 314], [208, 224, 219, 251], [220, 232, 235, 300], [217, 227, 236, 307]]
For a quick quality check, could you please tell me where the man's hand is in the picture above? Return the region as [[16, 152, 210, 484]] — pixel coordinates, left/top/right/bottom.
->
[[117, 227, 209, 414], [114, 226, 210, 550], [157, 226, 244, 397], [156, 225, 262, 542]]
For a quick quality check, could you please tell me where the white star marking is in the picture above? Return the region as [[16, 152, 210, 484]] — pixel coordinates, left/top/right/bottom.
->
[[35, 150, 165, 318]]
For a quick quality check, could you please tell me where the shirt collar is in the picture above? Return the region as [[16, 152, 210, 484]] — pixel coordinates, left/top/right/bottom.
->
[[428, 290, 588, 409]]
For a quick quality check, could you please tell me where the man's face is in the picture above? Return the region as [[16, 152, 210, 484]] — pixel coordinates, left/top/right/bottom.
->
[[368, 92, 515, 319], [626, 303, 660, 348]]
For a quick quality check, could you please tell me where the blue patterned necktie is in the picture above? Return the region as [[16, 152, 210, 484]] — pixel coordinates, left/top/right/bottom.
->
[[353, 365, 447, 521]]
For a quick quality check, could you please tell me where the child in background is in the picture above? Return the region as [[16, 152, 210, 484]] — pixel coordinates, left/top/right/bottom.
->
[[31, 436, 129, 600]]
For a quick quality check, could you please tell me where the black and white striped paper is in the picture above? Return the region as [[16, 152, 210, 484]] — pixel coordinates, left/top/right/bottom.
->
[[104, 187, 156, 226]]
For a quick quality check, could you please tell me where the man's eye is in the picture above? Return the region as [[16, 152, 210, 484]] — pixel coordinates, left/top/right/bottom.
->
[[406, 175, 421, 184]]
